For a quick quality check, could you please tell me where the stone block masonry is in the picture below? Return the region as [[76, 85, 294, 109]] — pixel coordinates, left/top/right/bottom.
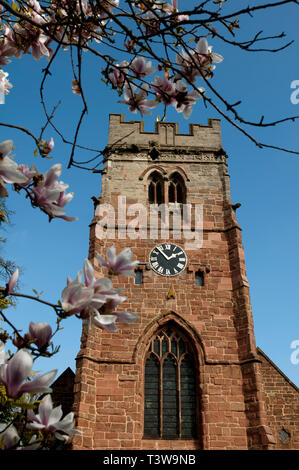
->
[[71, 114, 298, 450]]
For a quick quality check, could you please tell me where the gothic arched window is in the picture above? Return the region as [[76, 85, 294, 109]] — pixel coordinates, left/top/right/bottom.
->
[[148, 171, 164, 205], [168, 172, 186, 204], [144, 326, 197, 439]]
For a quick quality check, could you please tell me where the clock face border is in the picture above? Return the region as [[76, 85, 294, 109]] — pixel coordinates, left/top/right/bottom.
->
[[149, 243, 188, 277]]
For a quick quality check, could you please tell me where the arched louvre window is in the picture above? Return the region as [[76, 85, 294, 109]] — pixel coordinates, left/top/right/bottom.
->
[[148, 171, 164, 204], [168, 172, 186, 204], [144, 326, 197, 439]]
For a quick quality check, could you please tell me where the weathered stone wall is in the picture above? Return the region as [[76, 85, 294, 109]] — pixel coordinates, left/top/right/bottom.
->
[[257, 349, 299, 449]]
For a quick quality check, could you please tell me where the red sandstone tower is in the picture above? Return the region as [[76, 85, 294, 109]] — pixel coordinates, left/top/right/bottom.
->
[[72, 114, 298, 450]]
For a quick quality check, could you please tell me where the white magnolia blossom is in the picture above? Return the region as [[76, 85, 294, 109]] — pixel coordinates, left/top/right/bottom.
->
[[6, 267, 19, 294], [0, 424, 20, 449], [0, 349, 57, 398], [97, 246, 139, 276], [26, 394, 81, 441], [0, 69, 12, 97], [0, 340, 8, 366], [0, 140, 28, 197]]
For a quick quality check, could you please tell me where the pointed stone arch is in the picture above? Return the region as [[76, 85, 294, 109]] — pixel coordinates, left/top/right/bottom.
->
[[167, 166, 190, 182], [133, 311, 206, 366], [137, 312, 205, 443], [139, 165, 167, 181]]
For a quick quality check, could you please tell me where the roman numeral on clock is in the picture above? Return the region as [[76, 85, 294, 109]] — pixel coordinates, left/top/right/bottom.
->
[[149, 243, 187, 277]]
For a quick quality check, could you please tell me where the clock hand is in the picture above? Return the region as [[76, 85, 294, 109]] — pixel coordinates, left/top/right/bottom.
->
[[157, 246, 171, 260]]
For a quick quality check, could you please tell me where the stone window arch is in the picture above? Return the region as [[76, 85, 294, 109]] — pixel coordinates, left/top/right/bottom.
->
[[168, 172, 186, 204], [144, 325, 198, 439], [148, 171, 164, 205]]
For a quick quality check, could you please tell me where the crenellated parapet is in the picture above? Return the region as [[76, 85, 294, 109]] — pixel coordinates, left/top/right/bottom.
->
[[107, 113, 222, 150]]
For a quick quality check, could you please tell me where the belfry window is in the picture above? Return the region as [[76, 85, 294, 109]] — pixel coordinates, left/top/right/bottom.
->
[[144, 326, 197, 439], [148, 171, 164, 205], [168, 173, 185, 204], [134, 268, 143, 285], [195, 270, 204, 286]]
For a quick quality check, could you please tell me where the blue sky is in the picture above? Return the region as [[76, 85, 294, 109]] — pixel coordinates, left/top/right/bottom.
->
[[0, 1, 299, 387]]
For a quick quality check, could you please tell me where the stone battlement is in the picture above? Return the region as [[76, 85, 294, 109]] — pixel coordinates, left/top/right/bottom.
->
[[108, 114, 222, 150]]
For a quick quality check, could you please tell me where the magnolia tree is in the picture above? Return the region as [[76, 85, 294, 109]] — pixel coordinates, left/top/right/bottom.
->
[[0, 0, 299, 450]]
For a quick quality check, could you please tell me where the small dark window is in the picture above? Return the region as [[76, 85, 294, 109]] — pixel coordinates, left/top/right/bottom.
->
[[134, 269, 143, 285], [195, 270, 204, 286], [279, 428, 290, 442]]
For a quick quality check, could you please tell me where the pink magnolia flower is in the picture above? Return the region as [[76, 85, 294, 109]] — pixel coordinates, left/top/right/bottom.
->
[[61, 254, 138, 329], [30, 163, 77, 221], [97, 246, 139, 277], [0, 43, 13, 66], [130, 56, 155, 79], [108, 60, 129, 88], [152, 74, 177, 106], [195, 37, 223, 69], [31, 32, 52, 60], [61, 280, 94, 315], [29, 322, 52, 350], [27, 394, 81, 441], [1, 26, 22, 62], [17, 163, 38, 187], [3, 19, 51, 62], [91, 311, 118, 331], [0, 140, 28, 196], [0, 424, 20, 449], [0, 349, 57, 398], [119, 83, 158, 116], [164, 0, 189, 22], [82, 258, 122, 296], [176, 37, 223, 82], [93, 295, 138, 332], [62, 258, 125, 326], [6, 268, 19, 294], [173, 80, 205, 119]]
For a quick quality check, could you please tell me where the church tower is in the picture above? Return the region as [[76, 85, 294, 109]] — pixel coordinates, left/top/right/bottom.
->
[[72, 114, 294, 450]]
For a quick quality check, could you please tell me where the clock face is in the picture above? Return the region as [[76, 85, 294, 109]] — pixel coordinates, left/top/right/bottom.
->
[[149, 243, 187, 276]]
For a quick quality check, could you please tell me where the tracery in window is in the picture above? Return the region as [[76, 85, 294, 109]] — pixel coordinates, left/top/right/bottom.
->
[[168, 172, 186, 204], [148, 171, 164, 205], [144, 326, 197, 439]]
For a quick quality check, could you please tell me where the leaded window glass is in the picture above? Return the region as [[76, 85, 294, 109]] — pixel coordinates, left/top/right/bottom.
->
[[144, 326, 197, 439]]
